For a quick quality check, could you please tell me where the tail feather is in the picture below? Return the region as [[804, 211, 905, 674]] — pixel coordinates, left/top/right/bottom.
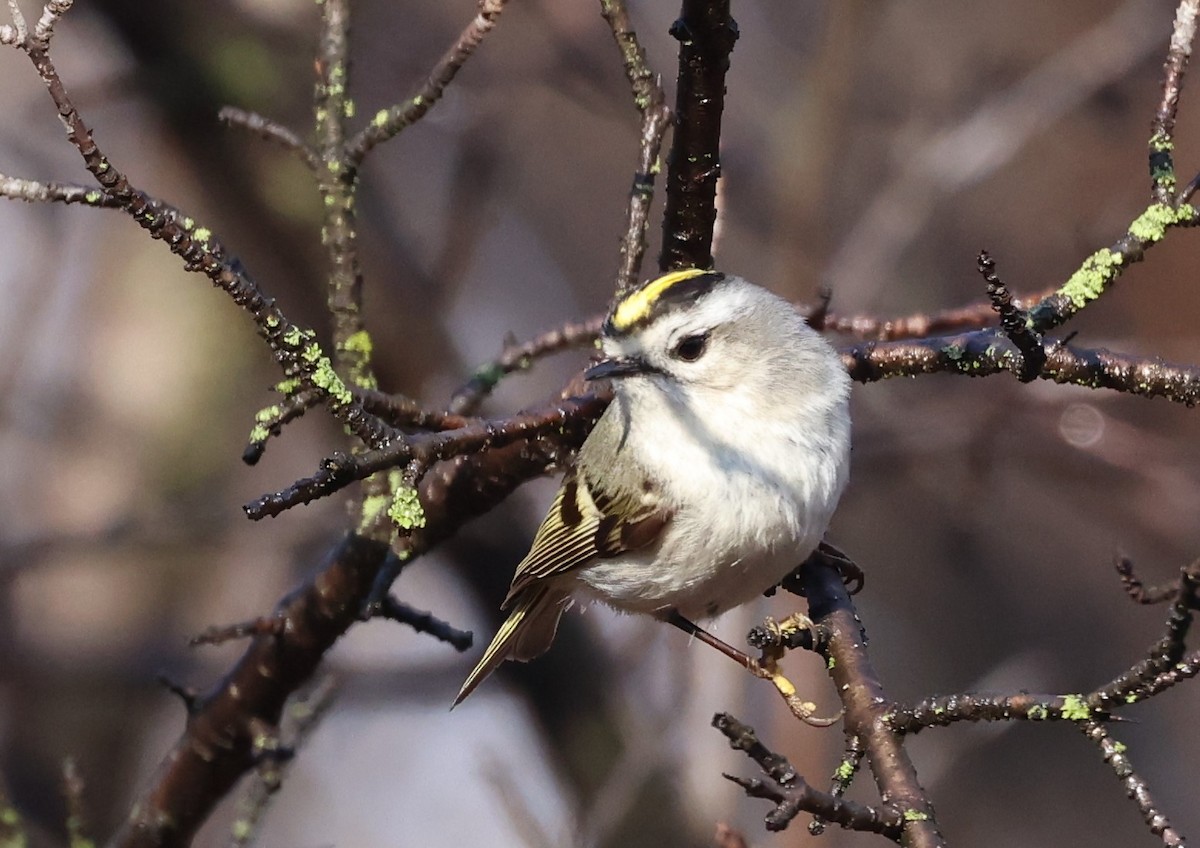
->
[[452, 586, 570, 707]]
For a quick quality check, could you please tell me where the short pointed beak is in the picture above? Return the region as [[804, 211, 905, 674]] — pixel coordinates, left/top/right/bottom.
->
[[584, 356, 647, 381]]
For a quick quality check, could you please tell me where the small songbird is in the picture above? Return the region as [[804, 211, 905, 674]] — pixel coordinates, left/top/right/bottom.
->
[[454, 269, 851, 705]]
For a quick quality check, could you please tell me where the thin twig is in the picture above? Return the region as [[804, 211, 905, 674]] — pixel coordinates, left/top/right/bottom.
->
[[887, 692, 1110, 734], [817, 290, 1054, 340], [229, 677, 339, 848], [218, 107, 319, 170], [1115, 554, 1183, 605], [809, 734, 866, 836], [243, 388, 324, 466], [345, 0, 510, 166], [1079, 721, 1185, 847], [244, 392, 608, 520], [714, 713, 903, 836], [448, 316, 604, 415], [1151, 0, 1200, 202], [0, 172, 121, 206], [371, 594, 473, 651], [600, 0, 672, 293], [978, 250, 1044, 381]]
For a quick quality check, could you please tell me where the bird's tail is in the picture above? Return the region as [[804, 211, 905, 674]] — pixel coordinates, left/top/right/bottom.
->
[[452, 585, 570, 707]]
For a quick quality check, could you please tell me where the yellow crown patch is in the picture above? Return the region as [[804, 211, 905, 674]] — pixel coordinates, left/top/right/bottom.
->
[[610, 268, 713, 333]]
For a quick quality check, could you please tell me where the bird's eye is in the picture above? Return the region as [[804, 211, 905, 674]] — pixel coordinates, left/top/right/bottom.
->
[[672, 332, 709, 362]]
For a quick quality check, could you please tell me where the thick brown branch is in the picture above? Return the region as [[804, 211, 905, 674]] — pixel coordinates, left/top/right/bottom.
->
[[843, 331, 1200, 405], [659, 0, 738, 271], [798, 560, 946, 848], [113, 404, 592, 848]]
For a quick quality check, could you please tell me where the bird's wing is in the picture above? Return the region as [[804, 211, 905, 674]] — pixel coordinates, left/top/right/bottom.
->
[[503, 467, 670, 606], [453, 583, 570, 706]]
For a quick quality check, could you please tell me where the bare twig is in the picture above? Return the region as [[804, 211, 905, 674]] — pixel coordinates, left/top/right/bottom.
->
[[1151, 0, 1200, 202], [244, 392, 608, 520], [1080, 721, 1185, 847], [817, 290, 1055, 340], [218, 107, 319, 169], [0, 171, 121, 206], [370, 595, 473, 652], [243, 387, 324, 466], [1091, 558, 1199, 709], [600, 0, 673, 292], [886, 691, 1110, 734], [229, 677, 338, 848], [978, 250, 1044, 381], [714, 713, 903, 836], [346, 0, 510, 165], [448, 316, 604, 415], [809, 734, 866, 836], [1115, 554, 1183, 605]]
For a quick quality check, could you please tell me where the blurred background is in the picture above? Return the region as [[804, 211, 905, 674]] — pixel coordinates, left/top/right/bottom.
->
[[1, 0, 1199, 845]]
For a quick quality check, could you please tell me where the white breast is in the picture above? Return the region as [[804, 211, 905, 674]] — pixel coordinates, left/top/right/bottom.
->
[[575, 379, 848, 619]]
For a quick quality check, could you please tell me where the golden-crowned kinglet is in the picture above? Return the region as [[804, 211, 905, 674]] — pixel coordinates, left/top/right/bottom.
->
[[454, 269, 851, 704]]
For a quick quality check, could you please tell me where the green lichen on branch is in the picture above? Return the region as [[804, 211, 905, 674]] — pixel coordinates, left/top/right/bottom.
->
[[1127, 202, 1197, 243], [247, 403, 284, 447], [359, 470, 403, 535], [1058, 248, 1124, 310], [1059, 694, 1091, 721], [279, 326, 352, 407], [340, 329, 378, 390], [388, 486, 427, 530]]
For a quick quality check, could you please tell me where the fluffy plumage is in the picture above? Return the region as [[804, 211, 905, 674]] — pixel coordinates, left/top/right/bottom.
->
[[454, 272, 851, 705]]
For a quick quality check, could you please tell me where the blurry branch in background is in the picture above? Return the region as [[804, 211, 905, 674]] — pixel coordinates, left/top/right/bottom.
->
[[2, 0, 1200, 844], [825, 0, 1171, 300], [61, 759, 92, 848], [228, 676, 338, 848], [0, 783, 29, 848]]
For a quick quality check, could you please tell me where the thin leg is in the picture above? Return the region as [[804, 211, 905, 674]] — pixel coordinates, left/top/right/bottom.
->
[[662, 609, 842, 727], [664, 610, 764, 674]]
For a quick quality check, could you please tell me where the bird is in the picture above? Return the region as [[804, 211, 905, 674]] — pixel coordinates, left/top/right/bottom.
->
[[454, 268, 851, 705]]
